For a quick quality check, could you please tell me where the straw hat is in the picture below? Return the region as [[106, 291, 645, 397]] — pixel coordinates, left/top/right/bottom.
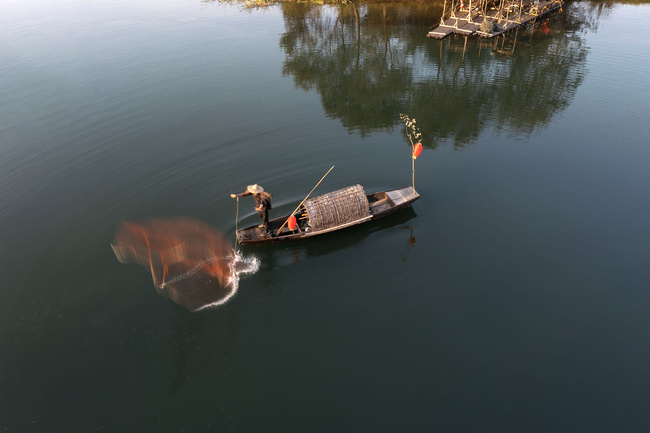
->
[[247, 184, 264, 194]]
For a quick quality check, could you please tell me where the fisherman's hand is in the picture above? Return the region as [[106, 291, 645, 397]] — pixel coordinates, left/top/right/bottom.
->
[[230, 194, 236, 198], [255, 206, 261, 211]]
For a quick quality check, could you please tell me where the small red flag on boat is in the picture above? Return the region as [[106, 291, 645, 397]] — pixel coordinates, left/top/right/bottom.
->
[[413, 142, 423, 159]]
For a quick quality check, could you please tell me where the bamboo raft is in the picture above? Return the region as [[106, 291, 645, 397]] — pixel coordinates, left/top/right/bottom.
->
[[427, 0, 563, 39]]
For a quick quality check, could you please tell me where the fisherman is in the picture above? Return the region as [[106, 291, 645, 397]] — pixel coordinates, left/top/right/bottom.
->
[[230, 184, 273, 234]]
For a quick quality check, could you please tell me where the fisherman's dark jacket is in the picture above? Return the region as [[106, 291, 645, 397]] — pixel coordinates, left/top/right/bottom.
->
[[237, 191, 272, 211]]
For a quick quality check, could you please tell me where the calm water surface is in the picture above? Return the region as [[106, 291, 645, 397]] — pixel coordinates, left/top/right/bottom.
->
[[1, 0, 650, 431]]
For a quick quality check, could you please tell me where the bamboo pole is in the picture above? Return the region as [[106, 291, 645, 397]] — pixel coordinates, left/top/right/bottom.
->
[[412, 156, 416, 194], [441, 0, 448, 24], [276, 166, 335, 236], [411, 139, 418, 194], [235, 197, 240, 249]]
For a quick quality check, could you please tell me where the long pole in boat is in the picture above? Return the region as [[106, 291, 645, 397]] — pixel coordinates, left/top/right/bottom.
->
[[275, 165, 335, 236], [411, 136, 418, 194], [412, 152, 415, 193], [234, 197, 240, 248]]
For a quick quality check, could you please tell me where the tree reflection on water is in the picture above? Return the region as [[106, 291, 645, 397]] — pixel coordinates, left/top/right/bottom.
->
[[278, 1, 610, 148]]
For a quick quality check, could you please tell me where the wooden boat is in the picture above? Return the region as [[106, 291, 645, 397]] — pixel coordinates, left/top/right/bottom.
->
[[236, 184, 420, 245]]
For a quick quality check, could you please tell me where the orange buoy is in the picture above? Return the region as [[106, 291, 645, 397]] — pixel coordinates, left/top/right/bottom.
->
[[413, 142, 423, 159], [288, 215, 297, 230]]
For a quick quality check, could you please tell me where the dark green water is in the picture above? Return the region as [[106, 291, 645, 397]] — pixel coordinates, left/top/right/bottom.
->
[[2, 0, 650, 431]]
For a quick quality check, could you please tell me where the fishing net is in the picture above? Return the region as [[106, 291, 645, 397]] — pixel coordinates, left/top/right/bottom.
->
[[111, 218, 258, 311], [480, 19, 497, 33]]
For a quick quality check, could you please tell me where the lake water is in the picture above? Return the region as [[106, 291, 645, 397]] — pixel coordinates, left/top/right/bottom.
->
[[1, 0, 650, 431]]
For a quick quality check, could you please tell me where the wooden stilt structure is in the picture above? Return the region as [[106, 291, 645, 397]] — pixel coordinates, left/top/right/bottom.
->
[[427, 0, 563, 39]]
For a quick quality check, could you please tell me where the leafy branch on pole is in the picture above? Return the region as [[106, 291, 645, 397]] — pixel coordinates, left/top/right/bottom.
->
[[400, 113, 423, 193]]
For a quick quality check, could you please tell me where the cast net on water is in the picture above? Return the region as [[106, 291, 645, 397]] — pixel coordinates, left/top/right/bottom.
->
[[111, 218, 259, 311]]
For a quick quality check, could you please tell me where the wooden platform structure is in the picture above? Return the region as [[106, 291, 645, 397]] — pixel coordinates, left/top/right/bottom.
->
[[427, 0, 563, 39]]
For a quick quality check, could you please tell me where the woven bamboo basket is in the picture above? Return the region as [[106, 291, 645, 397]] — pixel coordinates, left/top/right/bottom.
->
[[302, 184, 370, 231]]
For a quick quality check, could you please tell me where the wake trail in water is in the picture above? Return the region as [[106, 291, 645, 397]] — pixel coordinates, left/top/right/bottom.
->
[[194, 250, 260, 311]]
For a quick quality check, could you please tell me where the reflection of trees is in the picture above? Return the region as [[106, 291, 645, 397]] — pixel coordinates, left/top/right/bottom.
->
[[280, 3, 437, 136], [279, 1, 606, 148], [559, 0, 615, 34], [413, 27, 586, 146]]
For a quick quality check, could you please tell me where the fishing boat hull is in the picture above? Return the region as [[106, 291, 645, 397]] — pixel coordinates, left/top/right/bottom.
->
[[235, 185, 420, 245]]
